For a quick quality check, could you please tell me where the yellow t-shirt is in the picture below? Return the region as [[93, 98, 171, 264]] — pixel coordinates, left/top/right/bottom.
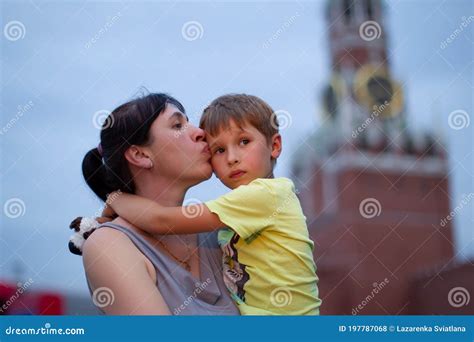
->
[[205, 177, 322, 315]]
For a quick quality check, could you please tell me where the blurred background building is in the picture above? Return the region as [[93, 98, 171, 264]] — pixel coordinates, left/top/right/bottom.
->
[[292, 0, 473, 315]]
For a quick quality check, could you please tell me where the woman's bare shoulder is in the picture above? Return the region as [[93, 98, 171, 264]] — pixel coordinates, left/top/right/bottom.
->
[[82, 218, 157, 281], [80, 219, 168, 314], [82, 221, 140, 263]]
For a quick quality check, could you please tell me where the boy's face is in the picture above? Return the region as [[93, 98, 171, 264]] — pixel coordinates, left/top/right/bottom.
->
[[206, 119, 281, 189]]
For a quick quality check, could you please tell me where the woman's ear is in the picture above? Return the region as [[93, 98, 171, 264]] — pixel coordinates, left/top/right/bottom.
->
[[270, 133, 282, 160], [124, 145, 154, 169]]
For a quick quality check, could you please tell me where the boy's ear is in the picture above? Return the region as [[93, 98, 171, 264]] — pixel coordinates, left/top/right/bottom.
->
[[270, 133, 282, 160], [124, 145, 154, 169]]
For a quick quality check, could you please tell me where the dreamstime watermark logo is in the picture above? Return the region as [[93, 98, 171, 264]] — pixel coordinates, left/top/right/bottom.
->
[[182, 198, 204, 218], [84, 11, 122, 50], [440, 16, 474, 49], [270, 287, 292, 308], [262, 12, 300, 49], [181, 21, 204, 41], [448, 287, 470, 308], [92, 287, 115, 308], [4, 323, 85, 336], [0, 278, 34, 314], [0, 100, 34, 136], [448, 109, 470, 130], [440, 193, 474, 227], [352, 278, 390, 315], [4, 21, 26, 41], [359, 20, 382, 41], [352, 101, 389, 139], [92, 110, 114, 130], [174, 278, 212, 315], [3, 198, 26, 219], [271, 109, 293, 131], [359, 198, 381, 219]]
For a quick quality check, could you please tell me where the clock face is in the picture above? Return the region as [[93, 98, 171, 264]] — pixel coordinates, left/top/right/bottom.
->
[[367, 76, 393, 105], [353, 64, 404, 118]]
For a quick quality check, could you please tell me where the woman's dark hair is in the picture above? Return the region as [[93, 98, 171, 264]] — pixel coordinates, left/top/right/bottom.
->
[[82, 93, 185, 201]]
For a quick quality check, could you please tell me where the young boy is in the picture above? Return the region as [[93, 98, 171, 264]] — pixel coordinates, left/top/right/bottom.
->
[[105, 94, 322, 315]]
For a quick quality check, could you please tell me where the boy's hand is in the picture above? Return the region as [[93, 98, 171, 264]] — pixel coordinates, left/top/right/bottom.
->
[[102, 190, 121, 219], [106, 190, 122, 207], [101, 204, 117, 219]]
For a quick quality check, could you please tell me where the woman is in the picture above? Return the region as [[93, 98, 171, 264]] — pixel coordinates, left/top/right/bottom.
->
[[78, 93, 239, 315]]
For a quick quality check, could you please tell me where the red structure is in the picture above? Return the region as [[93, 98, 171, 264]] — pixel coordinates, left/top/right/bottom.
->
[[0, 281, 63, 315], [292, 0, 472, 315]]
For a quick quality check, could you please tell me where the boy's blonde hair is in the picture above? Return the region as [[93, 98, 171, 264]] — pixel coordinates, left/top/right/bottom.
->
[[199, 94, 279, 143]]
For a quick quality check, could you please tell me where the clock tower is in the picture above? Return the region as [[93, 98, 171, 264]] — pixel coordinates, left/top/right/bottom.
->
[[322, 0, 408, 152], [293, 0, 455, 315]]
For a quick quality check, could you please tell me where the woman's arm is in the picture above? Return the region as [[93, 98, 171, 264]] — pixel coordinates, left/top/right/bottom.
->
[[106, 192, 223, 235], [82, 227, 171, 315]]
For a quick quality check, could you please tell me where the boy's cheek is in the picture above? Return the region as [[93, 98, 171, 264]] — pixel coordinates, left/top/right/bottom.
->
[[211, 157, 219, 177], [210, 158, 224, 179]]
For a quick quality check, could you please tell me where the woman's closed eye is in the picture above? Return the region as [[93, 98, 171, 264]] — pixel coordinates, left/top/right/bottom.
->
[[173, 122, 183, 130]]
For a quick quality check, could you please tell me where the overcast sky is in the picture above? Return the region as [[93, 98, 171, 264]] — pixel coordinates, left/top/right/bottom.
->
[[1, 0, 472, 296]]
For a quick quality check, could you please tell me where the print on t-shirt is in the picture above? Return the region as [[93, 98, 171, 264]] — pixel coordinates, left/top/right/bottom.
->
[[218, 228, 250, 303]]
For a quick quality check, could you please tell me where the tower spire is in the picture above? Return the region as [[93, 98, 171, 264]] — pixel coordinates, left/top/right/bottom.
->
[[322, 0, 407, 153]]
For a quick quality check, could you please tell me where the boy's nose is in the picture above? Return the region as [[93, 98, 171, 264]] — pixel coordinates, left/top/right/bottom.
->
[[227, 149, 240, 166], [228, 158, 239, 166]]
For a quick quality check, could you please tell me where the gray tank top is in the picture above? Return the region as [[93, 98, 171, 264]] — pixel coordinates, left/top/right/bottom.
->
[[94, 223, 239, 315]]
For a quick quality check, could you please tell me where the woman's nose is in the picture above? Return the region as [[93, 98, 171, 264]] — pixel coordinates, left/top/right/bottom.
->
[[191, 125, 206, 142]]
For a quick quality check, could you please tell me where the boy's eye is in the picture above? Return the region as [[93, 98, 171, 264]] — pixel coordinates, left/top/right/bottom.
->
[[240, 139, 250, 145], [214, 147, 225, 155]]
